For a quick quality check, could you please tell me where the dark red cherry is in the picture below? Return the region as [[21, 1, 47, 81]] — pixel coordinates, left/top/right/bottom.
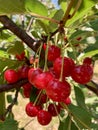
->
[[4, 69, 18, 83], [83, 57, 92, 65], [53, 57, 75, 77], [18, 65, 30, 79], [37, 110, 52, 126], [33, 71, 54, 89], [22, 83, 32, 98], [63, 97, 71, 105], [48, 103, 61, 116], [28, 68, 42, 85], [25, 102, 39, 117], [46, 79, 71, 102], [48, 45, 60, 61], [71, 64, 93, 84]]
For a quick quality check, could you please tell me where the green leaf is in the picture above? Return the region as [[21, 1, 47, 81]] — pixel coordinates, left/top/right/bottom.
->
[[7, 95, 13, 103], [0, 118, 18, 130], [7, 41, 24, 55], [0, 58, 24, 72], [0, 93, 5, 118], [0, 0, 26, 14], [58, 115, 78, 130], [80, 50, 98, 60], [25, 0, 48, 16], [68, 104, 92, 129], [67, 0, 98, 26], [74, 86, 86, 109]]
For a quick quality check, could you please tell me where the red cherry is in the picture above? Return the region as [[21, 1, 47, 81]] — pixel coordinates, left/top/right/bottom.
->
[[38, 93, 48, 104], [16, 51, 25, 60], [22, 83, 32, 98], [63, 97, 71, 105], [46, 79, 71, 102], [25, 102, 39, 117], [48, 45, 60, 61], [33, 71, 54, 89], [28, 68, 42, 85], [83, 57, 92, 65], [37, 110, 52, 126], [42, 43, 47, 50], [18, 65, 30, 79], [53, 57, 75, 77], [71, 64, 93, 84], [48, 103, 61, 116], [4, 69, 18, 83]]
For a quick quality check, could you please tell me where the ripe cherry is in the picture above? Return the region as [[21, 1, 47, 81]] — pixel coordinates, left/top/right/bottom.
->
[[83, 57, 92, 65], [48, 45, 60, 61], [53, 57, 75, 77], [16, 51, 25, 60], [46, 79, 71, 102], [63, 97, 71, 105], [32, 71, 54, 89], [18, 65, 30, 79], [4, 69, 18, 83], [22, 83, 32, 98], [37, 110, 52, 126], [28, 68, 42, 85], [25, 102, 39, 117], [38, 93, 48, 104], [71, 64, 93, 84], [48, 103, 61, 116]]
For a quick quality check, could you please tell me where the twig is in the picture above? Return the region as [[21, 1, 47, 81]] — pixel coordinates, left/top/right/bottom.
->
[[30, 13, 59, 24], [4, 87, 20, 116], [0, 15, 40, 52], [0, 79, 28, 93]]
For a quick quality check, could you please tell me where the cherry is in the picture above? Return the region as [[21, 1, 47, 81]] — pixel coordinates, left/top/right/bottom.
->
[[18, 65, 30, 79], [22, 83, 32, 98], [25, 102, 39, 117], [46, 79, 71, 102], [71, 64, 93, 84], [28, 68, 42, 85], [4, 69, 18, 83], [48, 45, 60, 61], [83, 57, 92, 65], [63, 97, 71, 105], [32, 71, 54, 89], [37, 110, 52, 125], [16, 51, 25, 60], [38, 93, 48, 104], [53, 57, 75, 77], [48, 103, 61, 116]]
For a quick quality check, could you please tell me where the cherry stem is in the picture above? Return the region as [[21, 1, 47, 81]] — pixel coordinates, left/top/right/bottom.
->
[[33, 90, 42, 106], [53, 102, 61, 121], [37, 43, 43, 68], [44, 35, 50, 72]]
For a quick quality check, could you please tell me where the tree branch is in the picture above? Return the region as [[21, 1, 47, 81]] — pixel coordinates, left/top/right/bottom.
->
[[0, 15, 40, 52], [0, 79, 28, 93]]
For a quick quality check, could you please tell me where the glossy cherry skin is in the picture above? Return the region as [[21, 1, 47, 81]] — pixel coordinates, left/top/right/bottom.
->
[[22, 83, 32, 98], [28, 68, 42, 85], [4, 69, 18, 83], [53, 57, 75, 77], [37, 110, 52, 126], [83, 57, 92, 65], [18, 65, 30, 79], [32, 71, 54, 89], [63, 97, 71, 105], [71, 64, 93, 84], [46, 79, 71, 102], [48, 103, 61, 116], [25, 102, 39, 117], [48, 45, 60, 62]]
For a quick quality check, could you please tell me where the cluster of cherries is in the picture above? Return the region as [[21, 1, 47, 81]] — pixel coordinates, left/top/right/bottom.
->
[[4, 44, 93, 126]]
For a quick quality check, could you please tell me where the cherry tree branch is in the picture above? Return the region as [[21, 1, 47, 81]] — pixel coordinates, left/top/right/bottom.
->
[[0, 15, 40, 52], [0, 79, 28, 93]]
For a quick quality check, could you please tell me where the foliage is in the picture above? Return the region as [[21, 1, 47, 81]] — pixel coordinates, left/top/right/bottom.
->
[[0, 0, 98, 130]]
